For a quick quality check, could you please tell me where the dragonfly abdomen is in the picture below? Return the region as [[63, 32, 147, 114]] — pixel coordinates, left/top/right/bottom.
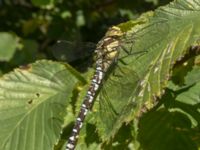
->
[[66, 66, 104, 150]]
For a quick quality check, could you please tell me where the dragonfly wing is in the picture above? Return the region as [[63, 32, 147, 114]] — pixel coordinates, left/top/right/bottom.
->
[[120, 21, 169, 58], [98, 67, 141, 136], [51, 41, 96, 62]]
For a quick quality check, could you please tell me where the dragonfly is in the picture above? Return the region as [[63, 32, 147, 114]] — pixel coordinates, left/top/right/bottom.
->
[[52, 25, 152, 150], [64, 26, 129, 150]]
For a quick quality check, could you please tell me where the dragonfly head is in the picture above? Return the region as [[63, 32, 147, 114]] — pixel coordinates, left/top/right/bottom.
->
[[105, 26, 123, 38]]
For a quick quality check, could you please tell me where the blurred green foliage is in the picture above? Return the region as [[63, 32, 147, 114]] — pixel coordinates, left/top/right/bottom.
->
[[0, 1, 200, 150], [0, 0, 172, 73]]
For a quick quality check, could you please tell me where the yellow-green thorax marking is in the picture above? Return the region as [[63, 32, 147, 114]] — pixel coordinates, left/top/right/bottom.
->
[[66, 26, 123, 150], [96, 26, 123, 72]]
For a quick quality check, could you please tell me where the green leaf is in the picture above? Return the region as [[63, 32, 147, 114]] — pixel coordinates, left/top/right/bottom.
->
[[184, 64, 200, 86], [176, 80, 200, 105], [145, 0, 159, 5], [138, 109, 197, 150], [138, 62, 200, 150], [95, 0, 200, 143], [0, 32, 19, 61], [10, 39, 39, 66], [0, 60, 78, 150]]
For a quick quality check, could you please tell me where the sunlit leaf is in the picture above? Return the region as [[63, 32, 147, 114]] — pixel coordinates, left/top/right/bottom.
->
[[0, 60, 78, 150]]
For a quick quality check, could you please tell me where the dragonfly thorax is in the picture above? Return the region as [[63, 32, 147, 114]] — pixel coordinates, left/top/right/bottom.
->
[[96, 26, 123, 72]]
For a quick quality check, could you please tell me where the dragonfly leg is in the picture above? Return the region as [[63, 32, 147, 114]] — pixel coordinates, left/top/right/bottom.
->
[[111, 63, 127, 78], [118, 59, 128, 65], [119, 49, 148, 60], [120, 45, 132, 55]]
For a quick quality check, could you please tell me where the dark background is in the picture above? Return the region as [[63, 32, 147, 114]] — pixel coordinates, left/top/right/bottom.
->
[[0, 0, 172, 73]]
